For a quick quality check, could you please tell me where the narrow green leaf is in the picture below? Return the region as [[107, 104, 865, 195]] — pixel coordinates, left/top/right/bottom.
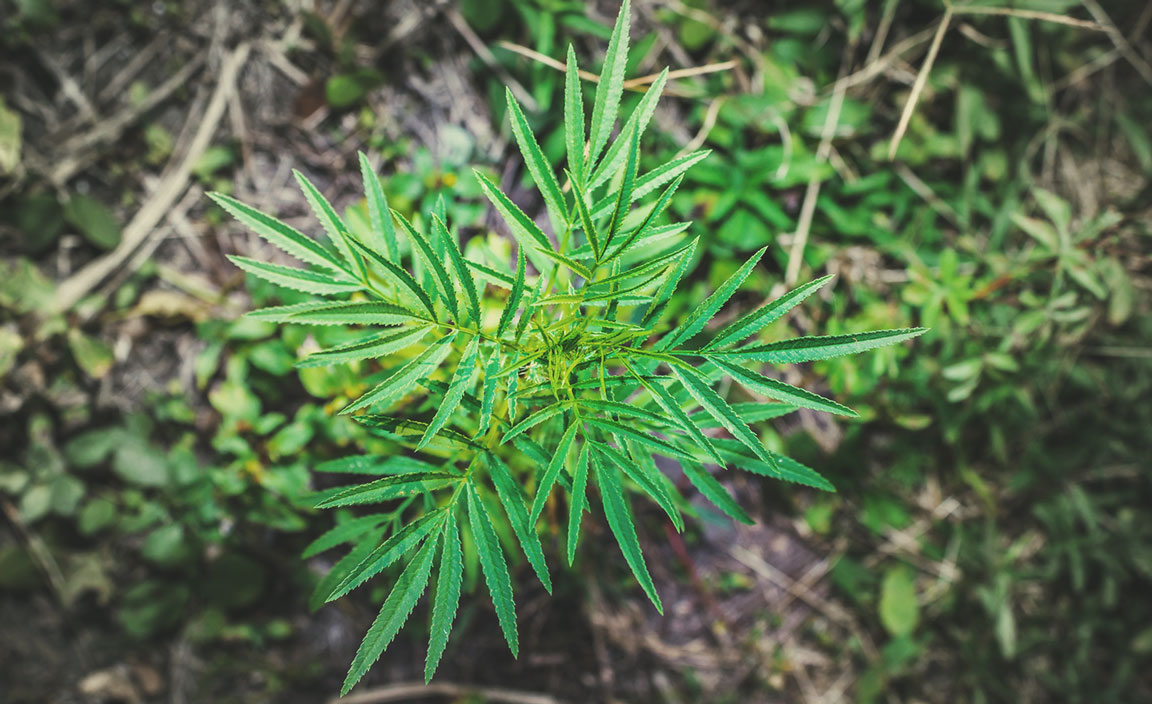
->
[[710, 328, 928, 364], [355, 415, 482, 452], [590, 150, 711, 220], [227, 255, 362, 295], [670, 363, 778, 470], [285, 301, 429, 327], [602, 123, 641, 256], [345, 233, 438, 320], [588, 0, 630, 166], [639, 237, 698, 328], [326, 509, 445, 603], [601, 175, 683, 264], [425, 512, 462, 682], [341, 333, 456, 414], [433, 215, 481, 325], [246, 300, 334, 322], [656, 246, 767, 351], [627, 368, 724, 466], [588, 67, 668, 192], [302, 514, 387, 559], [485, 452, 552, 593], [341, 535, 437, 695], [529, 422, 580, 526], [297, 326, 430, 368], [506, 87, 566, 229], [500, 400, 567, 443], [311, 531, 383, 611], [294, 169, 362, 273], [571, 221, 690, 261], [315, 454, 443, 476], [707, 358, 858, 417], [581, 417, 691, 459], [705, 275, 835, 350], [592, 447, 663, 613], [574, 398, 666, 425], [567, 444, 590, 565], [595, 442, 683, 533], [358, 151, 400, 262], [533, 243, 592, 280], [466, 481, 519, 657], [681, 460, 753, 525], [208, 191, 345, 272], [568, 171, 602, 260], [417, 335, 481, 449], [465, 258, 516, 288], [714, 439, 835, 492], [587, 239, 695, 291], [476, 348, 501, 438], [564, 45, 586, 186], [315, 472, 460, 508], [475, 171, 553, 272], [496, 248, 526, 337], [393, 210, 459, 321]]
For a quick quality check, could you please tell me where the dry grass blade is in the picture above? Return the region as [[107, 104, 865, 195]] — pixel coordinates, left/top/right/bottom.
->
[[1079, 0, 1152, 87], [887, 6, 953, 161], [952, 4, 1102, 31]]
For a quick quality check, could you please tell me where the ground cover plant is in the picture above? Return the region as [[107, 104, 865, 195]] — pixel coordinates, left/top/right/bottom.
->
[[211, 2, 924, 692]]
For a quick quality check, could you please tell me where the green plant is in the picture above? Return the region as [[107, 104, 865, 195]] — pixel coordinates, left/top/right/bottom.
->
[[208, 2, 924, 693]]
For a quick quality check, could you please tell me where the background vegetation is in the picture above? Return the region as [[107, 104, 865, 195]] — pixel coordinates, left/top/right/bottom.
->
[[1, 0, 1149, 702]]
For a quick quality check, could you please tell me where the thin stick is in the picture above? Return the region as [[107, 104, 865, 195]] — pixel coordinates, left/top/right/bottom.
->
[[952, 4, 1102, 31], [888, 6, 953, 161], [785, 45, 853, 286], [446, 9, 539, 111], [329, 682, 558, 704], [1080, 0, 1152, 87], [51, 43, 251, 314]]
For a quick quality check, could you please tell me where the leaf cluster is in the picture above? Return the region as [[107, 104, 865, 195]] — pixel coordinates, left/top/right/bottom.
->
[[210, 2, 923, 693]]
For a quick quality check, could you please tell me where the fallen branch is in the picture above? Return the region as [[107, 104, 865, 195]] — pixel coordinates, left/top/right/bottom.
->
[[329, 682, 559, 704]]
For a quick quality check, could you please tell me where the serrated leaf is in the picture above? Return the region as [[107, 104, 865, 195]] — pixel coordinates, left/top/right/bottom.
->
[[227, 255, 362, 295], [345, 231, 438, 320], [581, 416, 691, 459], [567, 443, 590, 565], [602, 124, 641, 256], [670, 363, 778, 471], [601, 175, 683, 264], [310, 530, 383, 611], [393, 210, 459, 321], [656, 246, 767, 351], [588, 0, 630, 166], [355, 415, 482, 452], [639, 237, 698, 328], [466, 481, 519, 657], [325, 509, 445, 604], [485, 452, 552, 593], [342, 334, 456, 414], [315, 454, 444, 476], [433, 215, 481, 325], [359, 151, 400, 262], [569, 173, 602, 261], [302, 514, 388, 559], [590, 150, 710, 220], [595, 442, 682, 532], [591, 447, 662, 613], [707, 358, 858, 417], [564, 46, 587, 186], [417, 335, 480, 449], [705, 275, 835, 350], [711, 328, 927, 364], [588, 67, 668, 193], [340, 534, 437, 695], [681, 460, 753, 524], [294, 169, 362, 274], [315, 472, 461, 508], [284, 301, 429, 327], [506, 87, 566, 230], [496, 248, 526, 337], [425, 512, 462, 682], [626, 367, 723, 466], [574, 398, 666, 425], [713, 439, 835, 491], [476, 348, 501, 438], [534, 243, 592, 280], [588, 239, 694, 291], [475, 171, 552, 272], [297, 326, 430, 368], [500, 400, 567, 443], [529, 422, 580, 526], [466, 258, 516, 288], [208, 191, 345, 272]]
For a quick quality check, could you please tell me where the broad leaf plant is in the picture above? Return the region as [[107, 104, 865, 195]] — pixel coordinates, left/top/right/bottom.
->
[[209, 1, 924, 693]]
